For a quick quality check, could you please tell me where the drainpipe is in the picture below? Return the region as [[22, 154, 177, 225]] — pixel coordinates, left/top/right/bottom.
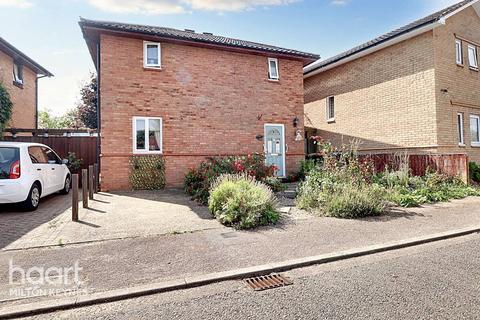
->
[[96, 41, 101, 185]]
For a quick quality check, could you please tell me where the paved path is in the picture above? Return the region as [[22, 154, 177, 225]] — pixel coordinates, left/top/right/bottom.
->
[[0, 190, 222, 250], [26, 232, 480, 319], [1, 197, 480, 310]]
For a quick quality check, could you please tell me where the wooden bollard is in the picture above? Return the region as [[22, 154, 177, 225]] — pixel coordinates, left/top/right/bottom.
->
[[72, 174, 79, 221], [94, 163, 99, 193], [82, 169, 88, 208], [88, 165, 94, 200]]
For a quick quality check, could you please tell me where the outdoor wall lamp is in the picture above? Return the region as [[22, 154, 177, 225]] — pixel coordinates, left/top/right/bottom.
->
[[293, 116, 299, 128]]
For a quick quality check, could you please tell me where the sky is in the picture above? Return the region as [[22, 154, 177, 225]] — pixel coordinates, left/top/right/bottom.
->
[[0, 0, 461, 115]]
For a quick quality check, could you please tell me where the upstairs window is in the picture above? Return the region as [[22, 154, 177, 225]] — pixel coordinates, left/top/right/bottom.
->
[[144, 42, 161, 68], [457, 112, 465, 146], [468, 44, 478, 69], [455, 39, 463, 65], [268, 58, 279, 80], [471, 115, 480, 147], [133, 117, 162, 153], [326, 96, 335, 122], [13, 62, 23, 85]]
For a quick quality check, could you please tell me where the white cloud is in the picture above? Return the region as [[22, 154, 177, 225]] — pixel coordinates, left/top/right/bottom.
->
[[86, 0, 300, 14], [330, 0, 348, 6], [183, 0, 300, 11], [0, 0, 33, 9], [87, 0, 185, 15]]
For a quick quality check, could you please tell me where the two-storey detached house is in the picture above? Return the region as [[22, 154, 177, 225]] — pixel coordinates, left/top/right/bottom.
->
[[79, 18, 318, 190], [304, 0, 480, 164], [0, 37, 52, 129]]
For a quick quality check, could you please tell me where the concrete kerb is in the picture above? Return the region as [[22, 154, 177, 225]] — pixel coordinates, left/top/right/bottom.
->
[[1, 226, 479, 319]]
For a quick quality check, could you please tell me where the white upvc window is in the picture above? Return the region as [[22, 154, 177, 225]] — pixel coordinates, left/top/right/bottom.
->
[[471, 115, 480, 147], [133, 117, 163, 153], [455, 39, 463, 65], [143, 42, 161, 68], [457, 112, 465, 146], [468, 44, 478, 69], [326, 96, 335, 122], [268, 58, 279, 80], [13, 62, 23, 84]]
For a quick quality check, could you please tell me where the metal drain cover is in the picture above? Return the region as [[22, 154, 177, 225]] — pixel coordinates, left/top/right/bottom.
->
[[244, 274, 293, 291]]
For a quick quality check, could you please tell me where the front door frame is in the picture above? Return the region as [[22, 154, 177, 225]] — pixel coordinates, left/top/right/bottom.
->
[[264, 123, 286, 178]]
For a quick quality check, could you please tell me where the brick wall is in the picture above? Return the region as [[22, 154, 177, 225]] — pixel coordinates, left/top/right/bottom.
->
[[0, 50, 37, 129], [304, 32, 438, 153], [433, 6, 480, 163], [99, 34, 305, 190]]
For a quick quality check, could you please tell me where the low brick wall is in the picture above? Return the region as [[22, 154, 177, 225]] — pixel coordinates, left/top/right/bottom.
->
[[361, 153, 469, 183]]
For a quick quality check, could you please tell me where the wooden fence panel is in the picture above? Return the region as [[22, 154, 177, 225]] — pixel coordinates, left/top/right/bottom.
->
[[2, 136, 98, 185], [361, 153, 469, 183]]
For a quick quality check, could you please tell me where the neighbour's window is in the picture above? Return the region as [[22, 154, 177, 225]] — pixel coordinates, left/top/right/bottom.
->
[[268, 58, 279, 80], [455, 39, 463, 65], [144, 42, 161, 68], [326, 96, 335, 121], [471, 115, 480, 146], [133, 117, 162, 153], [468, 44, 478, 69], [13, 62, 23, 85], [457, 112, 465, 145], [28, 146, 48, 164]]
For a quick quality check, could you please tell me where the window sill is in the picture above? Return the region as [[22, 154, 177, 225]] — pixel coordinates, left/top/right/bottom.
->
[[144, 66, 162, 71], [12, 81, 24, 89], [469, 66, 479, 72], [267, 78, 280, 83], [133, 150, 163, 155], [458, 143, 466, 147], [456, 63, 464, 68], [326, 118, 336, 124], [471, 143, 480, 148]]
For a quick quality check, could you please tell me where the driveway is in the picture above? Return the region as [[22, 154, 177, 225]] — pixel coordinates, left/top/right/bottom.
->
[[0, 189, 223, 251]]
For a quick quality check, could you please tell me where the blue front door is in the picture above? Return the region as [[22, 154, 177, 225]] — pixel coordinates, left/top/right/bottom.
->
[[264, 124, 285, 177]]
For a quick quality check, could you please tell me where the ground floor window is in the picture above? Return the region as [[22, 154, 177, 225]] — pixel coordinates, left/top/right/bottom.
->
[[471, 115, 480, 147], [133, 117, 162, 153]]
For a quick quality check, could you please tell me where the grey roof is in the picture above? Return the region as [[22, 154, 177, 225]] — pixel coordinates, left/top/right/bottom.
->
[[0, 37, 53, 77], [304, 0, 476, 75], [79, 18, 319, 62]]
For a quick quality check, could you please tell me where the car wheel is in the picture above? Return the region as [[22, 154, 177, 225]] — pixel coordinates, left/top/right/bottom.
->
[[23, 183, 41, 211], [60, 175, 71, 195]]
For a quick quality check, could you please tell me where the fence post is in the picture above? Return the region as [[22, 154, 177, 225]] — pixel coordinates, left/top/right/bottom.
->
[[72, 174, 79, 221], [88, 165, 94, 200], [82, 169, 89, 208], [94, 163, 99, 193]]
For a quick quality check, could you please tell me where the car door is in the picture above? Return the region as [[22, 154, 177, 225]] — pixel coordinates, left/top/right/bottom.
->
[[42, 147, 64, 191], [28, 146, 53, 195]]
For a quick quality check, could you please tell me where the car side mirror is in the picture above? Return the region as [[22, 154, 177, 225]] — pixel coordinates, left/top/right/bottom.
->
[[62, 159, 69, 165]]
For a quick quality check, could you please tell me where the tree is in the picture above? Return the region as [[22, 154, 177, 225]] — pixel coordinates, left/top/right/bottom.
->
[[0, 82, 13, 137], [76, 73, 98, 129], [38, 108, 81, 129]]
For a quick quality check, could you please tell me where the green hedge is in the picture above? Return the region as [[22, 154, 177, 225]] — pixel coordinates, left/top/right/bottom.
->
[[0, 82, 13, 137], [130, 155, 166, 190]]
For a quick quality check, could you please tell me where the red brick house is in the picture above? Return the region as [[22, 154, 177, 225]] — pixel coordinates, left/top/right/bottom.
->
[[79, 18, 318, 190], [0, 37, 52, 129]]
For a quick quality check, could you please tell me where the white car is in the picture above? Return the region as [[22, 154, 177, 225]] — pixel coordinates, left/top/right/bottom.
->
[[0, 142, 71, 211]]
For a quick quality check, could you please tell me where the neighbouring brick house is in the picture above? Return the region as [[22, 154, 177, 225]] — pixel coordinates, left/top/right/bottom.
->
[[79, 18, 318, 190], [0, 37, 52, 129], [304, 0, 480, 164]]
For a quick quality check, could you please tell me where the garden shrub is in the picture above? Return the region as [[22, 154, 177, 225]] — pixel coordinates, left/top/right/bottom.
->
[[208, 174, 279, 229], [66, 152, 83, 174], [0, 82, 13, 137], [470, 162, 480, 183], [130, 155, 166, 190], [184, 154, 277, 204]]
